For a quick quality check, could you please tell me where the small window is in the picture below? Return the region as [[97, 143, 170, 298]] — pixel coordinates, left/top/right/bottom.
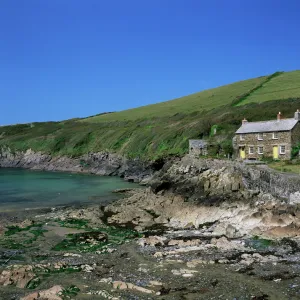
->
[[258, 133, 263, 140], [258, 146, 263, 154], [240, 134, 245, 141], [249, 146, 254, 154], [272, 132, 278, 139], [280, 145, 286, 154]]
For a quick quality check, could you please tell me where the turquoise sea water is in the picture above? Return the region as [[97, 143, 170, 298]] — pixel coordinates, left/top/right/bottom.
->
[[0, 168, 138, 211]]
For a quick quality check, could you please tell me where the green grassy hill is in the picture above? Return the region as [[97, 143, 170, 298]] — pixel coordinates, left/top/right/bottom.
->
[[84, 75, 268, 122], [1, 70, 300, 160]]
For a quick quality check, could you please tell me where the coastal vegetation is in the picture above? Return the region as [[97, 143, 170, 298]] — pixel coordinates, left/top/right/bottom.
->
[[1, 70, 300, 160]]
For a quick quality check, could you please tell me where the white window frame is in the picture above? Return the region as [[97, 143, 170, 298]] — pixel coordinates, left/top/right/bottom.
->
[[272, 132, 278, 140], [257, 133, 263, 141], [240, 134, 245, 141], [249, 146, 254, 154], [280, 145, 286, 154], [258, 146, 263, 154]]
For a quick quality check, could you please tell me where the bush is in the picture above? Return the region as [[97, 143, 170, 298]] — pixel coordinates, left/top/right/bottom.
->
[[292, 143, 300, 159]]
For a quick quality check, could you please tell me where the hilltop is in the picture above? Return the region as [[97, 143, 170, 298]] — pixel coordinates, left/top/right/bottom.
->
[[1, 70, 300, 160]]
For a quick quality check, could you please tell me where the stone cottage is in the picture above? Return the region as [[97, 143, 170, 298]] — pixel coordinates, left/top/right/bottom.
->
[[234, 110, 300, 160], [189, 139, 208, 156]]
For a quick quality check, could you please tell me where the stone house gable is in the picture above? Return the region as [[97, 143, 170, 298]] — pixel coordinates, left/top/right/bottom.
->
[[234, 111, 300, 160]]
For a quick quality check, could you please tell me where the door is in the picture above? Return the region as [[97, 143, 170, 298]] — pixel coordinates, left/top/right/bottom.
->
[[273, 146, 279, 159], [240, 147, 246, 159]]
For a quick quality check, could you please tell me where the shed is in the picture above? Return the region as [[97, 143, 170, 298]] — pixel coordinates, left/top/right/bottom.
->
[[189, 139, 208, 156]]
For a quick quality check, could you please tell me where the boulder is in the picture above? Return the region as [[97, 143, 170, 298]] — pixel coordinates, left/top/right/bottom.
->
[[21, 285, 63, 300], [0, 265, 35, 288]]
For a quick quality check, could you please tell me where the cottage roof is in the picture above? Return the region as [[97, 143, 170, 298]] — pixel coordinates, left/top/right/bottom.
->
[[189, 139, 207, 148], [236, 118, 298, 134]]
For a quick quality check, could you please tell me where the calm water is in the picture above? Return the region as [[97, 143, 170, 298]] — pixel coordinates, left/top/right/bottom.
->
[[0, 168, 138, 211]]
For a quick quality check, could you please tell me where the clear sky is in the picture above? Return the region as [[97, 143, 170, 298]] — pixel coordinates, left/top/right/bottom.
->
[[1, 0, 300, 125]]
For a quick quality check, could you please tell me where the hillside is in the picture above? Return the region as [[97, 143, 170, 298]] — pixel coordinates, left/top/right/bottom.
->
[[1, 70, 300, 160]]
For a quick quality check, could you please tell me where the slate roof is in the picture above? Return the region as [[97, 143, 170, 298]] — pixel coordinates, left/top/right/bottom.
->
[[189, 139, 208, 148], [236, 118, 298, 134]]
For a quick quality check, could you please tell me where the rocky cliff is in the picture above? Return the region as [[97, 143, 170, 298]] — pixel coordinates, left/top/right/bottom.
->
[[104, 155, 300, 238], [0, 147, 158, 182]]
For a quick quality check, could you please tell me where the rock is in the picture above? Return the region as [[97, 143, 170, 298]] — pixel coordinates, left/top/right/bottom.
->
[[112, 281, 127, 290], [21, 285, 63, 300], [99, 278, 113, 283], [153, 252, 164, 258], [0, 265, 35, 288], [210, 237, 244, 251], [226, 224, 241, 238], [112, 281, 155, 294], [81, 264, 94, 272], [167, 239, 201, 247], [148, 280, 163, 287], [186, 259, 206, 268], [138, 236, 166, 247], [171, 269, 198, 276], [63, 253, 81, 257], [18, 219, 35, 229], [231, 181, 240, 192], [289, 192, 300, 205], [53, 262, 66, 270], [76, 231, 108, 244]]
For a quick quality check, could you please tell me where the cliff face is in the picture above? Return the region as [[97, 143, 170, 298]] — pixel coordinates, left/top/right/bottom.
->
[[148, 155, 300, 202], [103, 155, 300, 238], [0, 147, 156, 183]]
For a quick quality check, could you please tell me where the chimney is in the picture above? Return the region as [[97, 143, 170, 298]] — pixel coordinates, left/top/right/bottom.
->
[[295, 109, 300, 121], [277, 112, 282, 121], [242, 118, 248, 125]]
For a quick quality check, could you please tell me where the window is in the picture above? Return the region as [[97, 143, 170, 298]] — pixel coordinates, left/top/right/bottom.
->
[[249, 146, 254, 154], [272, 132, 278, 139], [258, 133, 263, 140], [240, 134, 245, 141], [258, 146, 263, 154], [280, 145, 286, 154]]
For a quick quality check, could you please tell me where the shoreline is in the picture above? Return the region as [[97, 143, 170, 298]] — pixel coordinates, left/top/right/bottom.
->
[[1, 152, 300, 298], [1, 193, 300, 299]]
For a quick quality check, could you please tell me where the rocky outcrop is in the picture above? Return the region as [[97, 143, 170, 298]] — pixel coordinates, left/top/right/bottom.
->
[[0, 265, 36, 288], [0, 147, 158, 182], [21, 285, 63, 300], [104, 155, 300, 238], [148, 155, 300, 202]]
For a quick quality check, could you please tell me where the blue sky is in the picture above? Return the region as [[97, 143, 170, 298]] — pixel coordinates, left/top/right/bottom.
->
[[1, 0, 300, 125]]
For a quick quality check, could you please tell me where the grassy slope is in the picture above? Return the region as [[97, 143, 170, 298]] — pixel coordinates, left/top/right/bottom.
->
[[1, 70, 300, 160], [237, 70, 300, 106], [84, 76, 268, 122]]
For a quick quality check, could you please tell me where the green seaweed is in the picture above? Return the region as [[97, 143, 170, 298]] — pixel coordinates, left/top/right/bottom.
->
[[0, 224, 47, 249], [56, 219, 89, 229], [52, 226, 141, 253], [24, 228, 48, 244], [5, 224, 37, 236], [247, 236, 274, 249], [61, 285, 80, 299], [26, 277, 41, 289]]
